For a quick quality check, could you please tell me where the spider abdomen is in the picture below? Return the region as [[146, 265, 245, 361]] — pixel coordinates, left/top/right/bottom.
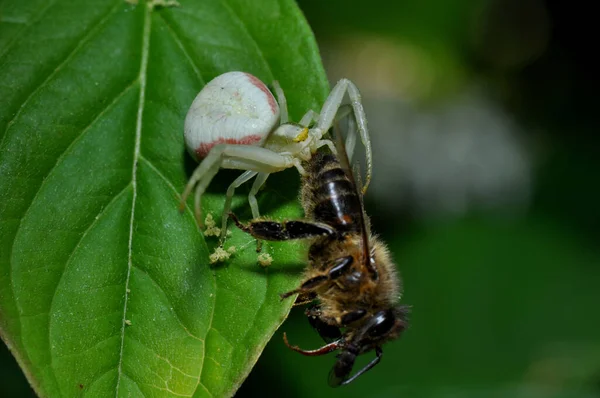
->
[[184, 71, 280, 161]]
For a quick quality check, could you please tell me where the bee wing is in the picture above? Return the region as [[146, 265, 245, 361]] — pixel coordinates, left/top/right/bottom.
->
[[332, 115, 378, 280]]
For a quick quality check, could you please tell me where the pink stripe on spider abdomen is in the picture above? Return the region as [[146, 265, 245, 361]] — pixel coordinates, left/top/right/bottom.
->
[[245, 73, 278, 115], [195, 135, 264, 160]]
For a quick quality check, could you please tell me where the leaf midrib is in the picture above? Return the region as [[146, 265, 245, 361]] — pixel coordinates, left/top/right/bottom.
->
[[114, 2, 151, 395]]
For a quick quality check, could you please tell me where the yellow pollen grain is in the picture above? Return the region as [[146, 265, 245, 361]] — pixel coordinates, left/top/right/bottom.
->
[[258, 253, 273, 267], [209, 247, 231, 264], [204, 213, 221, 237]]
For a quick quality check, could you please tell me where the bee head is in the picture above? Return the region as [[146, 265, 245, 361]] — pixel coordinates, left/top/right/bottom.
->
[[328, 344, 359, 387], [358, 306, 410, 351], [328, 306, 410, 387]]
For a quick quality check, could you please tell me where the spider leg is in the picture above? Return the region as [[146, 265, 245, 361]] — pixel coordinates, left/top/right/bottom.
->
[[192, 159, 221, 227], [180, 144, 294, 227], [313, 105, 357, 156], [219, 170, 258, 241], [299, 109, 319, 127], [248, 172, 269, 219], [272, 80, 288, 124], [316, 138, 336, 154], [243, 172, 270, 250], [316, 79, 372, 193], [336, 104, 357, 162]]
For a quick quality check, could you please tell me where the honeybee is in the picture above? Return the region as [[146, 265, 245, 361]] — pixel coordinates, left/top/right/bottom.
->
[[230, 121, 409, 386]]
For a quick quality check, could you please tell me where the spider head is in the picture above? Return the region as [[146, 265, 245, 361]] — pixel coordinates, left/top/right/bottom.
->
[[267, 123, 314, 157]]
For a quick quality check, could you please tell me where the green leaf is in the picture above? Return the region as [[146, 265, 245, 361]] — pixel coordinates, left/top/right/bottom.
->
[[0, 0, 328, 396]]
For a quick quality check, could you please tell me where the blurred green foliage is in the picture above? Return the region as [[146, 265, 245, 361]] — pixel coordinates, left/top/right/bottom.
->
[[238, 0, 600, 397]]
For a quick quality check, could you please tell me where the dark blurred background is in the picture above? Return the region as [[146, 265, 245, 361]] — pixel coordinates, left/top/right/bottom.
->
[[238, 0, 600, 397], [3, 0, 599, 397]]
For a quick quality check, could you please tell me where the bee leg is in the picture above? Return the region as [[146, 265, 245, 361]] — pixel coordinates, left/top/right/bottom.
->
[[230, 213, 335, 241], [327, 256, 354, 279], [333, 346, 383, 387], [306, 306, 342, 343], [280, 275, 328, 300], [280, 256, 354, 300], [340, 309, 367, 325], [293, 292, 316, 307]]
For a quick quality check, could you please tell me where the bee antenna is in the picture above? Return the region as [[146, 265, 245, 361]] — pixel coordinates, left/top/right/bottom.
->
[[352, 164, 372, 233], [329, 346, 383, 387], [283, 332, 341, 356]]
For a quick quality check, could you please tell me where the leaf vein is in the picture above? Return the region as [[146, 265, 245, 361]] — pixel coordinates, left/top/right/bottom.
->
[[137, 382, 193, 397], [115, 2, 151, 395], [197, 312, 219, 393], [227, 271, 269, 388], [133, 266, 203, 342], [139, 157, 210, 253], [138, 156, 180, 199], [51, 331, 120, 361], [6, 78, 136, 396], [208, 327, 234, 352], [0, 0, 58, 60], [0, 1, 123, 151], [219, 0, 274, 80], [79, 367, 117, 395], [139, 156, 217, 397], [155, 353, 200, 380], [10, 79, 137, 288], [158, 12, 205, 85], [48, 184, 131, 362], [197, 381, 214, 398]]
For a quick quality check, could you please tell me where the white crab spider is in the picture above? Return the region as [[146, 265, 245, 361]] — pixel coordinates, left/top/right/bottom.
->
[[180, 71, 372, 236]]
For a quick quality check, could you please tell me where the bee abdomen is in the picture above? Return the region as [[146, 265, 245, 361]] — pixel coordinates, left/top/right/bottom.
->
[[304, 153, 363, 233]]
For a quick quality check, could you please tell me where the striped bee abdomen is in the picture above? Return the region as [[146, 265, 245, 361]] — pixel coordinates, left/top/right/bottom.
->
[[302, 153, 363, 234]]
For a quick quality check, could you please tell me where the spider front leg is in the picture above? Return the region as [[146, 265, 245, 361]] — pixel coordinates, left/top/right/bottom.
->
[[335, 104, 357, 162], [272, 80, 289, 124], [316, 79, 372, 193], [296, 109, 339, 155], [180, 144, 295, 228], [299, 109, 318, 127]]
